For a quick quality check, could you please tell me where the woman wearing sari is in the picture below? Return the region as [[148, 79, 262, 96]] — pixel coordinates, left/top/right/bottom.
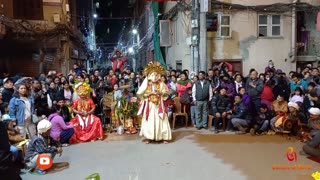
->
[[69, 82, 104, 143]]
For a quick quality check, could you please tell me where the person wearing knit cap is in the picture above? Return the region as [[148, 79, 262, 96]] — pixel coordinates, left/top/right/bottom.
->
[[301, 108, 320, 158], [24, 119, 63, 175], [287, 102, 307, 134]]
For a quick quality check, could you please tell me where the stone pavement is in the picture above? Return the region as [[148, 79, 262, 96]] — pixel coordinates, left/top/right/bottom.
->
[[21, 129, 319, 180]]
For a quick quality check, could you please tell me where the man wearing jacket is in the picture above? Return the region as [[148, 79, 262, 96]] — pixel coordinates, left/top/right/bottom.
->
[[192, 71, 213, 130], [250, 103, 274, 135], [245, 70, 263, 116], [210, 87, 232, 133], [2, 78, 14, 103], [231, 94, 250, 134]]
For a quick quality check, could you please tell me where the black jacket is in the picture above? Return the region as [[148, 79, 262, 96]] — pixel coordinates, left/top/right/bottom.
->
[[211, 94, 231, 115], [2, 88, 14, 103]]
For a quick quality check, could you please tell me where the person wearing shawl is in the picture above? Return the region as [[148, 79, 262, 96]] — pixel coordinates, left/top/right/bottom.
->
[[176, 72, 192, 97], [137, 61, 172, 144], [68, 82, 104, 143]]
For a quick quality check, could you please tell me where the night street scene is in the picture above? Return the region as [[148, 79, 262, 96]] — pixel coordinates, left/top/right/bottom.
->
[[1, 0, 320, 180]]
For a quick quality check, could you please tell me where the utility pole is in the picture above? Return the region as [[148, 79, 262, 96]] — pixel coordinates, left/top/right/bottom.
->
[[199, 0, 208, 71], [191, 0, 200, 73]]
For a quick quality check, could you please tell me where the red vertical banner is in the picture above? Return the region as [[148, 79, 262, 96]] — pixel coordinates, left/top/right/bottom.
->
[[317, 12, 320, 32]]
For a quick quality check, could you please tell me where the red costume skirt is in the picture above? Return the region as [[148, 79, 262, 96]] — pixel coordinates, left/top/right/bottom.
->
[[69, 115, 104, 144]]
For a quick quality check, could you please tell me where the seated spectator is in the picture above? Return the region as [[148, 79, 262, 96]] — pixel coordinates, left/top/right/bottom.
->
[[0, 121, 22, 180], [304, 82, 319, 109], [289, 87, 304, 104], [4, 116, 28, 162], [270, 94, 288, 131], [250, 104, 274, 135], [48, 105, 76, 146], [210, 87, 232, 133], [25, 120, 63, 175], [286, 102, 307, 135], [301, 108, 320, 158], [231, 94, 250, 135]]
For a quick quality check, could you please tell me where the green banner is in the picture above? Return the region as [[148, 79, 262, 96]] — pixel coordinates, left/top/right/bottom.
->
[[151, 2, 166, 68]]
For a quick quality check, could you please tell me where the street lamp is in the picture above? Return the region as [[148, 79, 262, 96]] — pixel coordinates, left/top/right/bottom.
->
[[132, 29, 138, 35], [93, 13, 98, 19], [128, 47, 134, 54]]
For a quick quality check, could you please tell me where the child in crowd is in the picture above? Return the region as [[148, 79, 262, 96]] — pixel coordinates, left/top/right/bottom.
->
[[289, 87, 304, 103], [25, 120, 63, 175], [65, 99, 74, 119], [250, 104, 274, 135]]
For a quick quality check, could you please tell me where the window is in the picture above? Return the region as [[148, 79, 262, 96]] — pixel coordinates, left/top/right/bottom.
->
[[258, 15, 282, 37], [13, 0, 43, 20], [206, 13, 231, 37]]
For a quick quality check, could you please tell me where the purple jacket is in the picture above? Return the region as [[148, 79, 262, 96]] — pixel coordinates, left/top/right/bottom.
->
[[48, 113, 73, 141], [242, 93, 251, 108], [220, 80, 235, 97]]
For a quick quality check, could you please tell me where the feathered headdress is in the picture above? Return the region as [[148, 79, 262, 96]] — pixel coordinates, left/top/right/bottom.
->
[[143, 61, 166, 76], [75, 82, 91, 96]]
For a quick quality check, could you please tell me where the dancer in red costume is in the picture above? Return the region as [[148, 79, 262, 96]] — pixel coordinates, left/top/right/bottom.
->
[[69, 82, 104, 143]]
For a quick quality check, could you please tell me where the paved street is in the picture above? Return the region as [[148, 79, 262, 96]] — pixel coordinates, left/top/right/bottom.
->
[[21, 129, 318, 180]]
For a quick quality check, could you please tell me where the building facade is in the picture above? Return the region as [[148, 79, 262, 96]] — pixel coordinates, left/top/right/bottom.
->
[[0, 0, 95, 76], [162, 0, 320, 75]]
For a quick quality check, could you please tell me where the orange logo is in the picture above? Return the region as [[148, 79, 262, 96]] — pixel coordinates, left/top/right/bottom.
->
[[286, 147, 297, 162], [36, 154, 53, 170]]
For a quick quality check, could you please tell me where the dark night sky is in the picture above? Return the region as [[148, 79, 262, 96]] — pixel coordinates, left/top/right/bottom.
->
[[95, 0, 133, 47]]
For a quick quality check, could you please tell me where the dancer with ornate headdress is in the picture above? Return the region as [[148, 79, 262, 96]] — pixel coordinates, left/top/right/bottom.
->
[[69, 82, 104, 143], [137, 61, 172, 144]]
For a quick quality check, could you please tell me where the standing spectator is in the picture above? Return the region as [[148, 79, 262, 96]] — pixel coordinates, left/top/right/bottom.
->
[[264, 60, 276, 74], [246, 70, 264, 116], [9, 84, 34, 139], [59, 81, 73, 101], [192, 71, 213, 130], [290, 73, 308, 93], [207, 69, 220, 94], [260, 80, 274, 109], [2, 78, 14, 103], [273, 77, 290, 101], [219, 74, 235, 98], [234, 74, 245, 94], [239, 87, 251, 109], [176, 72, 192, 97], [111, 49, 127, 72], [73, 63, 82, 76]]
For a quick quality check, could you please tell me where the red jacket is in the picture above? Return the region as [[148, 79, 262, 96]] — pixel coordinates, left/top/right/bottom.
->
[[111, 57, 127, 72], [261, 85, 274, 101]]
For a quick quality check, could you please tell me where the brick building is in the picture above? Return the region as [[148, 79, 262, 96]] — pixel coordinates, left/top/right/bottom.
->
[[0, 0, 96, 76]]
